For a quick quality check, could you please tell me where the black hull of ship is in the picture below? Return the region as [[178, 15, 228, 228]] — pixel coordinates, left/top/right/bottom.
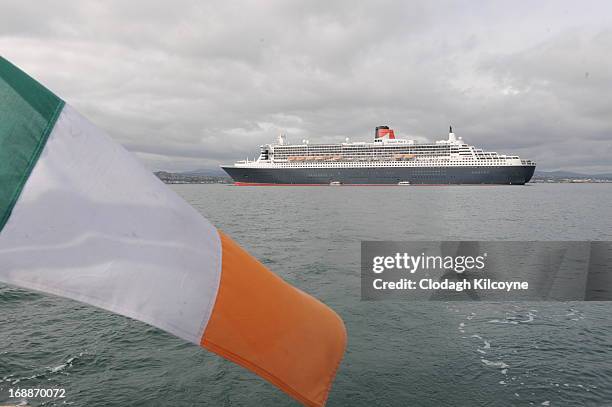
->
[[221, 165, 536, 185]]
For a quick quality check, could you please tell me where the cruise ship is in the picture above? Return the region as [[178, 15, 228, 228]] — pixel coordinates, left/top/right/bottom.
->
[[221, 126, 536, 185]]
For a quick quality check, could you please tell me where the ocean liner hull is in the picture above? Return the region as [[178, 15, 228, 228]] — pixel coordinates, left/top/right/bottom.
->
[[221, 165, 535, 185]]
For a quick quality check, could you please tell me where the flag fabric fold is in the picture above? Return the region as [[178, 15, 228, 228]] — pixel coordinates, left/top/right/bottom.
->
[[0, 56, 346, 407]]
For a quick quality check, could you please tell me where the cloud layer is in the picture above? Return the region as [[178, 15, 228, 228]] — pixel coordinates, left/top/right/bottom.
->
[[2, 0, 611, 172]]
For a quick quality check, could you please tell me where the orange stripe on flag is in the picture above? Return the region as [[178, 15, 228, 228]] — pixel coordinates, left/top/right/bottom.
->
[[201, 232, 347, 407]]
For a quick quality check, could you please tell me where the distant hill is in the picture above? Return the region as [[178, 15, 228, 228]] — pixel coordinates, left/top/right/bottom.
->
[[154, 170, 230, 184], [179, 167, 228, 177], [535, 170, 612, 180]]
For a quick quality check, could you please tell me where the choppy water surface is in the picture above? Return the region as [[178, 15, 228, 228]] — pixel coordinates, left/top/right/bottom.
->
[[1, 184, 612, 406]]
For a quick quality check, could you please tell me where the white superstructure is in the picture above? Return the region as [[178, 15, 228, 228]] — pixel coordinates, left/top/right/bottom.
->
[[232, 127, 536, 169]]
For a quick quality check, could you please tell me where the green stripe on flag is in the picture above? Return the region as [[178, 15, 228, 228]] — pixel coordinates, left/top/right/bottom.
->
[[0, 57, 64, 232]]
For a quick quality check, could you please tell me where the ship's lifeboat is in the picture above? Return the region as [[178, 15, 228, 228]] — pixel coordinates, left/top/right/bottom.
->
[[393, 154, 416, 160]]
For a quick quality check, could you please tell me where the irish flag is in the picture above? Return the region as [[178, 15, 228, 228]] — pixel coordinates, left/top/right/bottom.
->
[[0, 56, 346, 407]]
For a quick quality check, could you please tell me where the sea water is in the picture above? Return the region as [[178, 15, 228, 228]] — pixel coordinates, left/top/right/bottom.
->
[[1, 183, 611, 406]]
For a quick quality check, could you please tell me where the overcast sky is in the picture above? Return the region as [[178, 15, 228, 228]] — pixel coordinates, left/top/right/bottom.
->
[[1, 1, 611, 173]]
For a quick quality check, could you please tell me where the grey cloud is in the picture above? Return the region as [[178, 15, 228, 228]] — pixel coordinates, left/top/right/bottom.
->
[[1, 0, 611, 172]]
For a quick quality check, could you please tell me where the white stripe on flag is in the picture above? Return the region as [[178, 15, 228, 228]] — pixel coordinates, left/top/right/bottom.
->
[[0, 104, 222, 344]]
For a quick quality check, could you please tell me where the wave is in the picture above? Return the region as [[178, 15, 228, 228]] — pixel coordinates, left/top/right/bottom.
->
[[0, 286, 42, 303]]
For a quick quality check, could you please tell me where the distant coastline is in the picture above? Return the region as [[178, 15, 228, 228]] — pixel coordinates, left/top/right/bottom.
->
[[154, 171, 231, 184], [154, 170, 612, 184], [531, 171, 612, 184]]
